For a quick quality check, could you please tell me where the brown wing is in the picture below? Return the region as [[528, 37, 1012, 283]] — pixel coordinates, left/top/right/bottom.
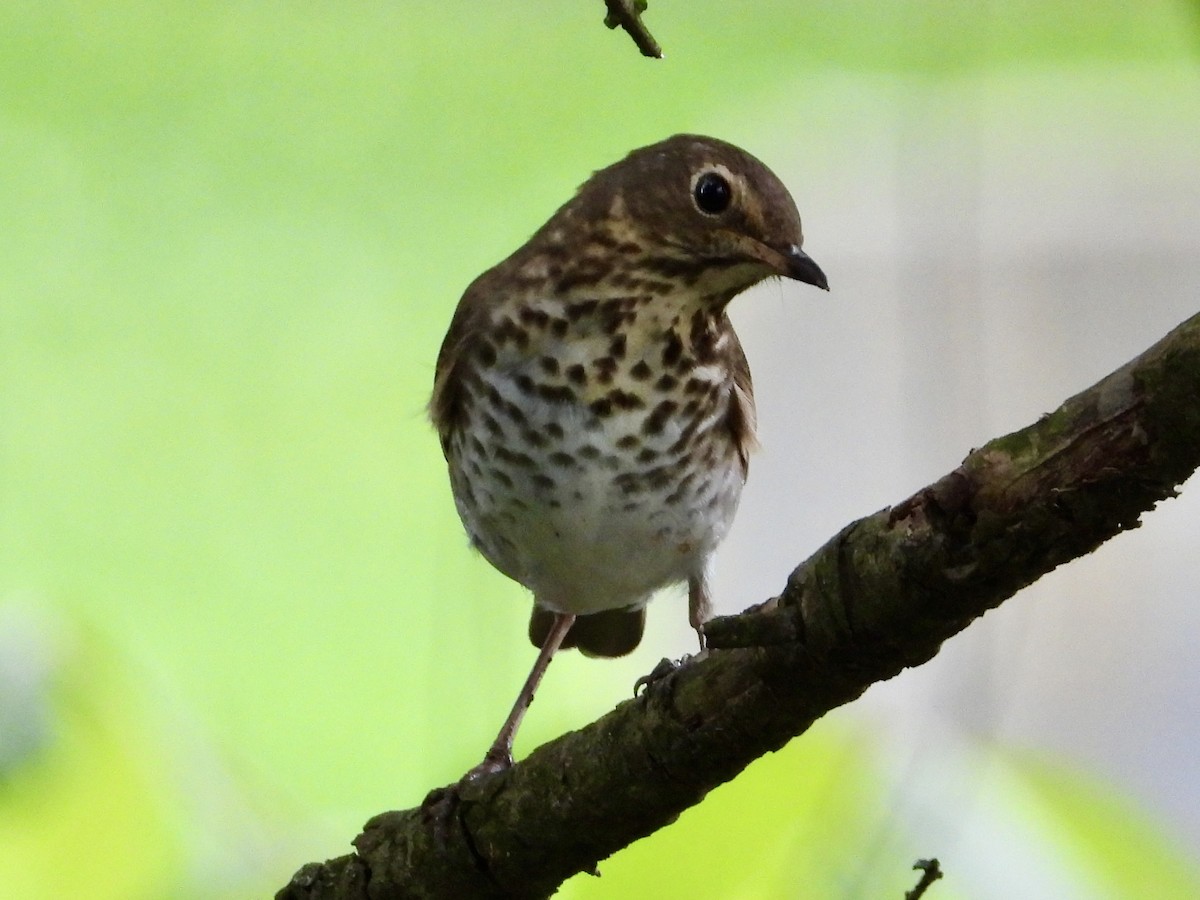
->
[[428, 275, 491, 457], [725, 327, 758, 477]]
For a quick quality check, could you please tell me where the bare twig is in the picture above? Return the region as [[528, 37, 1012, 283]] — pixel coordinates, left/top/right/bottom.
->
[[906, 858, 944, 899], [603, 0, 663, 58]]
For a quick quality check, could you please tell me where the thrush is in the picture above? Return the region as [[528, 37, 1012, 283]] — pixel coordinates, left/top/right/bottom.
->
[[430, 134, 828, 775]]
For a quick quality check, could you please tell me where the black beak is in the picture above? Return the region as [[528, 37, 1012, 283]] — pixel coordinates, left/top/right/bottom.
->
[[784, 245, 829, 291]]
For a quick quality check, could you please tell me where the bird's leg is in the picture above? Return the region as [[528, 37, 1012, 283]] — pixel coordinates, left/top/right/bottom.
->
[[688, 573, 712, 651], [635, 577, 712, 697], [466, 611, 577, 779]]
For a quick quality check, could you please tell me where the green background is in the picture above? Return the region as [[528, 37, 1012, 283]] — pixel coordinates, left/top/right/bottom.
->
[[2, 2, 1199, 897]]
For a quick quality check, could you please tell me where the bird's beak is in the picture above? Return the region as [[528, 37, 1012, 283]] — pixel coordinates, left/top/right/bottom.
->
[[730, 234, 830, 291], [782, 245, 829, 291]]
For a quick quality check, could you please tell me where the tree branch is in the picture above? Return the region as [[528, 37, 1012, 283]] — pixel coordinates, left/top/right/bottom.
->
[[603, 0, 663, 58], [906, 858, 944, 899], [277, 311, 1200, 899]]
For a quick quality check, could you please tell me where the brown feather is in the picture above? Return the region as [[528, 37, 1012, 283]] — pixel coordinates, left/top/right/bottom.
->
[[726, 327, 758, 477], [528, 606, 645, 658], [428, 271, 494, 451]]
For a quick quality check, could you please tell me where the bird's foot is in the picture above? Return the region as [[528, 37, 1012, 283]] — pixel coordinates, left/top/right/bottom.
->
[[634, 654, 692, 696], [419, 747, 513, 817], [461, 746, 514, 783]]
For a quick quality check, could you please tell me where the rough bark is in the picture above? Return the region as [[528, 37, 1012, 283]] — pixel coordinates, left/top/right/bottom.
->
[[277, 311, 1200, 899]]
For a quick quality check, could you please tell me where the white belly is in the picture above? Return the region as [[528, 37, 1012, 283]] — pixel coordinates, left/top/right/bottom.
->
[[449, 365, 744, 615]]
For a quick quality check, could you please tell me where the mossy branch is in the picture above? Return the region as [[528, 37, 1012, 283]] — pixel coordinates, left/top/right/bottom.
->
[[277, 311, 1200, 899]]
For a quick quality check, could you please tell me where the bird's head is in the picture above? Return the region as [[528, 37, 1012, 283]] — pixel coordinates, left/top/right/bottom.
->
[[564, 134, 828, 299]]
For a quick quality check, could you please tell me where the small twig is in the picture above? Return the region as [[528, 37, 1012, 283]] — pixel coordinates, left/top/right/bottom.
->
[[603, 0, 663, 58], [905, 858, 943, 899]]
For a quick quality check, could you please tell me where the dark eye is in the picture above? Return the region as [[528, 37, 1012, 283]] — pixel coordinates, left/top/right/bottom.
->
[[693, 171, 732, 215]]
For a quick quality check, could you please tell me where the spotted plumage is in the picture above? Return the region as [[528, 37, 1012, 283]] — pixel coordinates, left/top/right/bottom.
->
[[430, 134, 828, 774]]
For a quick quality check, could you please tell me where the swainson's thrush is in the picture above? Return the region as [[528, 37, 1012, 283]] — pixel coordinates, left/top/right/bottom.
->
[[431, 134, 828, 775]]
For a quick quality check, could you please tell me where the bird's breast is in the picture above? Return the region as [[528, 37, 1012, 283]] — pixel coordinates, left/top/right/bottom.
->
[[443, 296, 746, 611]]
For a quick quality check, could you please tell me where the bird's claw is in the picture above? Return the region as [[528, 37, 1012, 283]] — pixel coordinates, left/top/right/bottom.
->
[[634, 654, 692, 696], [461, 748, 514, 783]]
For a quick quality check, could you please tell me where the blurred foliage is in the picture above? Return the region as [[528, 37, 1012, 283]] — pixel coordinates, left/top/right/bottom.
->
[[1, 1, 1198, 897], [0, 620, 182, 900]]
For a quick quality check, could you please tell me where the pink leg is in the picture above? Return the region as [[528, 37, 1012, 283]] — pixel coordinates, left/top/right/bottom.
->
[[688, 575, 711, 651], [468, 612, 577, 778]]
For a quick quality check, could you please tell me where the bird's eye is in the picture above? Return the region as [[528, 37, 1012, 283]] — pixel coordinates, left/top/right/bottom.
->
[[693, 171, 732, 215]]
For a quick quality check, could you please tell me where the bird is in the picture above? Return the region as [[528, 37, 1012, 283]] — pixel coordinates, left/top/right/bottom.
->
[[429, 134, 828, 776]]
